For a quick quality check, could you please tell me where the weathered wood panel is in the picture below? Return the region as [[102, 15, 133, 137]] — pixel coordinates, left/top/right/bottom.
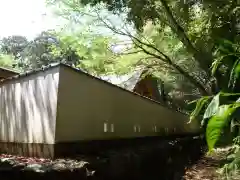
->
[[0, 67, 59, 144]]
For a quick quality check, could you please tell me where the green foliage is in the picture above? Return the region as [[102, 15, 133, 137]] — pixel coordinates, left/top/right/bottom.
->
[[47, 0, 212, 109], [0, 32, 61, 70], [229, 57, 240, 90], [0, 31, 119, 74], [48, 0, 239, 100], [50, 31, 123, 75], [0, 54, 16, 69], [203, 94, 220, 120], [206, 104, 240, 151], [189, 96, 211, 124], [212, 40, 240, 92], [218, 137, 240, 178], [191, 92, 240, 149], [190, 40, 240, 176], [64, 0, 239, 60], [0, 36, 28, 59], [23, 32, 61, 69]]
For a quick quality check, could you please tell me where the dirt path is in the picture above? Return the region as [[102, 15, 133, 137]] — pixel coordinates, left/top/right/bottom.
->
[[183, 147, 231, 180]]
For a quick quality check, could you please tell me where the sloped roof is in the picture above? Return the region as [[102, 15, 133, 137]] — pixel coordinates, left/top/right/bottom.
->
[[100, 68, 144, 91], [0, 67, 19, 80], [0, 67, 19, 74], [0, 62, 187, 115]]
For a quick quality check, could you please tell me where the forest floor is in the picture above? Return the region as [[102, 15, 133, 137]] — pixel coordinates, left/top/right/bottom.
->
[[1, 138, 239, 180], [183, 146, 238, 180]]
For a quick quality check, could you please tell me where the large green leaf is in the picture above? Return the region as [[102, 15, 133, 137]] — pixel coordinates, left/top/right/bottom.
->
[[203, 92, 240, 123], [206, 104, 239, 151], [189, 96, 211, 124], [203, 93, 220, 120]]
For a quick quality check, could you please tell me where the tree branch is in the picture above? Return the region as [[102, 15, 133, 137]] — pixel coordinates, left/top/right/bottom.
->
[[133, 41, 209, 95], [116, 49, 143, 55], [159, 0, 213, 71], [94, 9, 209, 95]]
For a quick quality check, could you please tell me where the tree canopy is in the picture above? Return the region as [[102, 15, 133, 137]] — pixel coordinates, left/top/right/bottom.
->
[[1, 0, 239, 110], [46, 0, 239, 98], [50, 0, 239, 96], [43, 0, 238, 109], [0, 31, 117, 74]]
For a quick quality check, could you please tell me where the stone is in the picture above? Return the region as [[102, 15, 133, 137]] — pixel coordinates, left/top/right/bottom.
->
[[24, 163, 43, 172], [13, 163, 26, 170], [52, 162, 66, 171], [1, 158, 13, 162]]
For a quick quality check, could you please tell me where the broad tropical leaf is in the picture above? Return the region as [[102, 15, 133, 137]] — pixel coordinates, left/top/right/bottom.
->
[[203, 92, 240, 123], [203, 93, 220, 120], [189, 96, 211, 124], [206, 104, 240, 151]]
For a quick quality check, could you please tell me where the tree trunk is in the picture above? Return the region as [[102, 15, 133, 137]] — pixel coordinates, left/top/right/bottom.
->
[[160, 0, 213, 79]]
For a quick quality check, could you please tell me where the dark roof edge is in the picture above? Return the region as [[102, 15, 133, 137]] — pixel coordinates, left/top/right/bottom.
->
[[60, 63, 188, 116], [0, 67, 20, 74], [0, 63, 61, 85], [0, 62, 188, 116]]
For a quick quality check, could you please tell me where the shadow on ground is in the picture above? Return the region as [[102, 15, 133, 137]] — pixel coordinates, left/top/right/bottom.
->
[[90, 136, 206, 180], [0, 136, 206, 180]]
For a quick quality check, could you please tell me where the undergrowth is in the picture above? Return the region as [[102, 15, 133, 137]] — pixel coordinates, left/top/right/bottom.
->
[[190, 40, 240, 179]]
